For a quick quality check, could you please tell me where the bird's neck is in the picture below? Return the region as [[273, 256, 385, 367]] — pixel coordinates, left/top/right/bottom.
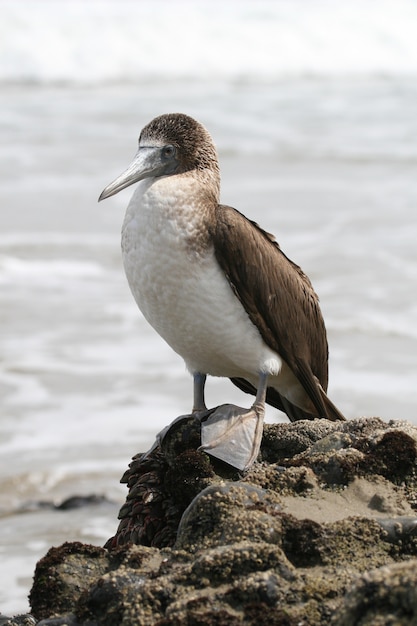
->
[[123, 172, 217, 258]]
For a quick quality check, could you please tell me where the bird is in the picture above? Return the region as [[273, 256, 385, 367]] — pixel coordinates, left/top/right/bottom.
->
[[99, 113, 345, 471]]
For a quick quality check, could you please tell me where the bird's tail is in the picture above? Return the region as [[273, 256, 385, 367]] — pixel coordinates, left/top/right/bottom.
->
[[230, 377, 345, 422], [316, 385, 346, 421]]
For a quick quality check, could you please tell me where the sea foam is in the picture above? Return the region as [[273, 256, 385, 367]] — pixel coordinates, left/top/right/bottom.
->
[[1, 0, 417, 85]]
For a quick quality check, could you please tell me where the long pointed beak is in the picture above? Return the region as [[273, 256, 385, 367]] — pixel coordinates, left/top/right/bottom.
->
[[99, 146, 166, 201]]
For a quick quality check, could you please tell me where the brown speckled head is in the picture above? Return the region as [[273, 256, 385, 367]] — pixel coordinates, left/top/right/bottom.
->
[[99, 112, 221, 202], [140, 113, 220, 177]]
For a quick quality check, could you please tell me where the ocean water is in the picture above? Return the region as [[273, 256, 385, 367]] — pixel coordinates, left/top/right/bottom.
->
[[1, 0, 417, 615]]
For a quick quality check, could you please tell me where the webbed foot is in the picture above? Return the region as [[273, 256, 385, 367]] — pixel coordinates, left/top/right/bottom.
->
[[199, 403, 264, 471]]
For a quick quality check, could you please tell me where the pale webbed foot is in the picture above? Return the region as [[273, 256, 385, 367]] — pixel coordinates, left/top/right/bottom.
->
[[199, 403, 265, 471], [141, 373, 268, 472]]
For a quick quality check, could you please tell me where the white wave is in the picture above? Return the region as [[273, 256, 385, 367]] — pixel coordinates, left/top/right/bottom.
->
[[0, 232, 116, 247], [0, 255, 104, 285], [1, 0, 416, 85]]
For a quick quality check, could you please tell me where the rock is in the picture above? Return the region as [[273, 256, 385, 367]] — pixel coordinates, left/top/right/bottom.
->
[[0, 616, 36, 626], [26, 416, 417, 624], [334, 560, 417, 625], [29, 543, 110, 621], [176, 483, 284, 551]]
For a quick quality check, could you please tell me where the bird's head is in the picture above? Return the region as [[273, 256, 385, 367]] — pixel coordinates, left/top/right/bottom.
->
[[99, 113, 219, 201]]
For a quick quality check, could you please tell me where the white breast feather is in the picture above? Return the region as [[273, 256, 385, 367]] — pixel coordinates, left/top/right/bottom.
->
[[121, 176, 282, 380]]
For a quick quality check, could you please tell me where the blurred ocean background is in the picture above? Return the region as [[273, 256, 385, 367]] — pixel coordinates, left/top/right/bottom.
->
[[1, 0, 416, 614]]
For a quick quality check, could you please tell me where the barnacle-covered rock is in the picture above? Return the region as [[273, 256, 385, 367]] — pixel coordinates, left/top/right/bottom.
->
[[27, 416, 417, 625]]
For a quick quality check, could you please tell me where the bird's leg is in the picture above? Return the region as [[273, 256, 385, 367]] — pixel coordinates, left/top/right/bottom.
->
[[192, 373, 207, 413], [199, 372, 268, 471], [140, 373, 208, 460], [252, 371, 268, 414]]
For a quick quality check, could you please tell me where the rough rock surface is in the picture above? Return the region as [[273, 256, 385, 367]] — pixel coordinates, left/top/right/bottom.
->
[[16, 416, 417, 624]]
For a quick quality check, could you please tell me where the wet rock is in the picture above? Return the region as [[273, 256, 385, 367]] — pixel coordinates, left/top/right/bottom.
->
[[334, 560, 417, 625], [29, 542, 110, 622], [377, 515, 417, 543], [0, 616, 36, 626], [16, 494, 114, 515], [176, 483, 283, 551], [27, 416, 417, 625], [54, 494, 113, 511]]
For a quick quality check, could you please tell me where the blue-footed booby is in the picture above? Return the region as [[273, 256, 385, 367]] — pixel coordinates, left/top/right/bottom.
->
[[99, 113, 345, 471]]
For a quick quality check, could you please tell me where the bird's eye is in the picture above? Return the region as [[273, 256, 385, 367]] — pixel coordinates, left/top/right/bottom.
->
[[162, 144, 176, 159]]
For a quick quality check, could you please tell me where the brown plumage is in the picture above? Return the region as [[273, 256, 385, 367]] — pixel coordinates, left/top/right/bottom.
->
[[213, 205, 344, 421]]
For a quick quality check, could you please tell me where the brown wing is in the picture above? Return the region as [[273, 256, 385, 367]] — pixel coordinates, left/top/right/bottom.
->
[[213, 205, 345, 422]]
